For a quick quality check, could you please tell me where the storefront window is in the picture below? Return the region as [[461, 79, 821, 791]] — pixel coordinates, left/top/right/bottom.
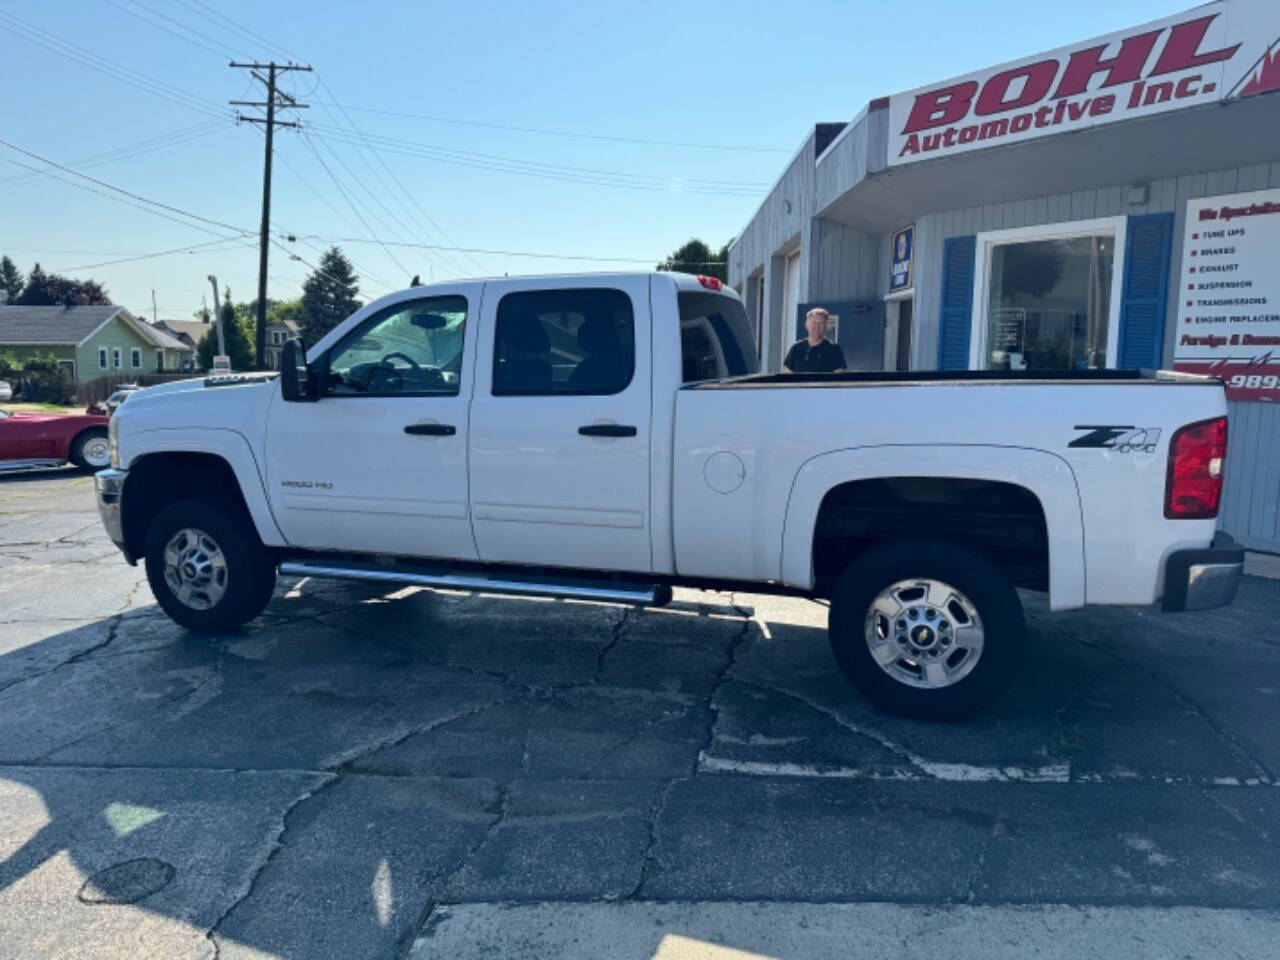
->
[[984, 233, 1115, 370]]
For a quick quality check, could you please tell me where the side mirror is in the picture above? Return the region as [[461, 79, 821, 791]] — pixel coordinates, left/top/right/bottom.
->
[[279, 337, 313, 402]]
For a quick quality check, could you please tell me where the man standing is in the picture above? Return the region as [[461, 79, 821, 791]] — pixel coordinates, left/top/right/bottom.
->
[[784, 307, 846, 373]]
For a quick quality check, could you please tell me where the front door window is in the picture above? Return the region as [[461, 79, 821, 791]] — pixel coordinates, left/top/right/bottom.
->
[[982, 231, 1118, 370]]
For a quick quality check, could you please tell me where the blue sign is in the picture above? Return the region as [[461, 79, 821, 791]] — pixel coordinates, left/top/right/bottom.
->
[[890, 224, 914, 292]]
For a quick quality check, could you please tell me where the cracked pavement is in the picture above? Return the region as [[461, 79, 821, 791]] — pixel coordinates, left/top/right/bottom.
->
[[1, 471, 1279, 959]]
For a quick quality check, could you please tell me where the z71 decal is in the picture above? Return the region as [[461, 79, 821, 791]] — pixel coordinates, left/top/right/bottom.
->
[[1069, 425, 1163, 453]]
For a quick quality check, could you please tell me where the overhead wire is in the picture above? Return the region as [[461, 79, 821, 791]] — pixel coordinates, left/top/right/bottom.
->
[[0, 10, 228, 119], [315, 74, 488, 277], [309, 102, 791, 154]]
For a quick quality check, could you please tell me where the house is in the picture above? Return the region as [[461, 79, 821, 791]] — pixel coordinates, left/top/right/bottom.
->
[[154, 318, 216, 361], [263, 316, 300, 370], [0, 304, 192, 381]]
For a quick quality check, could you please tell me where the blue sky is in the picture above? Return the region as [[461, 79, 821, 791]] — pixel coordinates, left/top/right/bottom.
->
[[0, 0, 1188, 319]]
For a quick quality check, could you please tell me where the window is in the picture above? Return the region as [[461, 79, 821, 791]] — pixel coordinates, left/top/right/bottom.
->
[[59, 359, 76, 379], [98, 348, 108, 370], [324, 295, 467, 396], [156, 350, 164, 371], [130, 347, 141, 369], [974, 218, 1125, 371], [112, 348, 122, 370], [679, 291, 757, 383], [493, 288, 634, 396]]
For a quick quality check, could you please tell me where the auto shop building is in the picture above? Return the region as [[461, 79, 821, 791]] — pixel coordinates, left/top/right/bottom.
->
[[728, 0, 1280, 550]]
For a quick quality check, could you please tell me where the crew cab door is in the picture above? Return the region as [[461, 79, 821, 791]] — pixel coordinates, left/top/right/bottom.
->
[[468, 277, 652, 572], [264, 288, 478, 560]]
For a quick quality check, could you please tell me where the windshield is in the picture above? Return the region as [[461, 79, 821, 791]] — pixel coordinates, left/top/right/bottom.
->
[[678, 291, 757, 383]]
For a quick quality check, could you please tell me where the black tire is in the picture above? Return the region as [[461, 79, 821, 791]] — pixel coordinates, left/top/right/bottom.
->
[[828, 539, 1024, 720], [69, 427, 110, 471], [144, 498, 276, 634]]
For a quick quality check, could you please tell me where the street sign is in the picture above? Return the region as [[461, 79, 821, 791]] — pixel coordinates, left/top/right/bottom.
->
[[212, 355, 231, 373]]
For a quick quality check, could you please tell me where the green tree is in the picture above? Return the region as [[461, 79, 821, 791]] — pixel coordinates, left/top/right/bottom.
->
[[0, 256, 24, 301], [299, 247, 361, 344], [657, 238, 730, 282], [14, 261, 110, 306], [197, 290, 255, 371]]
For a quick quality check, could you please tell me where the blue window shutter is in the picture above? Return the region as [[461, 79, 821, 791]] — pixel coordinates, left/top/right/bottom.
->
[[937, 235, 976, 369], [1118, 213, 1174, 370]]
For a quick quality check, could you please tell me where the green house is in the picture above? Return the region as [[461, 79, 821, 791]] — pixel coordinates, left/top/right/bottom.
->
[[0, 304, 192, 382]]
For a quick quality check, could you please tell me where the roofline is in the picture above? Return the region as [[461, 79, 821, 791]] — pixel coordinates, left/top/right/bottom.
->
[[74, 307, 128, 348]]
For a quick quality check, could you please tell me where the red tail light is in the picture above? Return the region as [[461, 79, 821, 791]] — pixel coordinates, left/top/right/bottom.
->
[[697, 274, 722, 291], [1165, 416, 1227, 519]]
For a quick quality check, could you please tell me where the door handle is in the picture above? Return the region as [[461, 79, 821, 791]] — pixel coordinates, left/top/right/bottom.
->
[[578, 424, 637, 437], [404, 423, 456, 436]]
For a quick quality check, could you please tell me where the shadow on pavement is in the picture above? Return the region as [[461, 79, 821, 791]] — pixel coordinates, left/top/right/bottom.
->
[[1, 573, 1279, 958]]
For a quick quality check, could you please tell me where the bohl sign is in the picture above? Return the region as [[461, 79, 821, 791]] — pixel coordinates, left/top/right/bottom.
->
[[887, 0, 1280, 166]]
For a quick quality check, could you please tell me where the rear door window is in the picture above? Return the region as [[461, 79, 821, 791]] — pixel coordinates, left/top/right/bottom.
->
[[492, 288, 635, 396]]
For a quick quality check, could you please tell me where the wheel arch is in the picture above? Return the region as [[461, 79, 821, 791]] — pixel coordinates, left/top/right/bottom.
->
[[781, 445, 1086, 610], [120, 429, 284, 558]]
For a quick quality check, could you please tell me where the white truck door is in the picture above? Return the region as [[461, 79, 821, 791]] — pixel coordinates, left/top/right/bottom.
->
[[264, 289, 478, 560], [468, 276, 653, 572]]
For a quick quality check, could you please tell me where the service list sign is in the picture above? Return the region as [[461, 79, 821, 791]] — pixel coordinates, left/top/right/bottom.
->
[[1173, 187, 1280, 402]]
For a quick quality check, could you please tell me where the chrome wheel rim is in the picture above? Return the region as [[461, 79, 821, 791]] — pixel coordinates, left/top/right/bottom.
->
[[82, 437, 110, 468], [864, 578, 984, 690], [162, 528, 228, 610]]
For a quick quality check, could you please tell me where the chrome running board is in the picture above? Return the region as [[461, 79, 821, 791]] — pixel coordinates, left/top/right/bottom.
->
[[278, 559, 672, 606], [0, 459, 66, 473]]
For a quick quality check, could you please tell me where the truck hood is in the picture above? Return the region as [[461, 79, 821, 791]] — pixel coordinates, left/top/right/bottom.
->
[[132, 372, 280, 399]]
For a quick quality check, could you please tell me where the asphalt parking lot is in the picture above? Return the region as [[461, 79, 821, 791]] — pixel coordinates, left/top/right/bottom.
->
[[2, 470, 1279, 959]]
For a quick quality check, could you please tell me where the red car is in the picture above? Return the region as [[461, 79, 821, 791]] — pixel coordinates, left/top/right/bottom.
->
[[0, 409, 112, 473]]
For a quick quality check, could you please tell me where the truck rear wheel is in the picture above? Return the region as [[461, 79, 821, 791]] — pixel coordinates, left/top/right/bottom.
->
[[828, 540, 1024, 720], [144, 498, 276, 634]]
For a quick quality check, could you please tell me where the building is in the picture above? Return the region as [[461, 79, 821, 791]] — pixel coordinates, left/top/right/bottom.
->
[[0, 304, 192, 381], [153, 318, 215, 367], [729, 0, 1280, 550], [263, 316, 300, 370]]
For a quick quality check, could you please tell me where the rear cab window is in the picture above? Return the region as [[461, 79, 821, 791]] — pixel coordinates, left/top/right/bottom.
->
[[679, 291, 758, 383]]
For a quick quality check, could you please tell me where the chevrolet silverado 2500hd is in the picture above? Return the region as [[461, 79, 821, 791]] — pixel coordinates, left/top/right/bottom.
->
[[94, 272, 1243, 718]]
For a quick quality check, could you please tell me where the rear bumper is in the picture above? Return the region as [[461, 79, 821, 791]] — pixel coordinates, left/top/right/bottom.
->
[[1161, 532, 1244, 612], [94, 468, 135, 564]]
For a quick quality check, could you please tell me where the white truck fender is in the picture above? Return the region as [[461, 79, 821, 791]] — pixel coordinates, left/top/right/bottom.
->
[[124, 427, 286, 547], [780, 444, 1086, 611]]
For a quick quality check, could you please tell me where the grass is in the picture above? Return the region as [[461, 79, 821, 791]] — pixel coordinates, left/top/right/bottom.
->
[[1, 402, 81, 413]]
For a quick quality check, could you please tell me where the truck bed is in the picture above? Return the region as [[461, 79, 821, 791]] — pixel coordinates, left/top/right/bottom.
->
[[686, 369, 1221, 389]]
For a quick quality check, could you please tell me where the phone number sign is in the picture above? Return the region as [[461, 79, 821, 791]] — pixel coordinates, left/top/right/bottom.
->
[[1173, 186, 1280, 402]]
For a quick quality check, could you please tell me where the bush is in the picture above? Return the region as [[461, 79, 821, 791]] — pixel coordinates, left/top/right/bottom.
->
[[1, 352, 75, 404]]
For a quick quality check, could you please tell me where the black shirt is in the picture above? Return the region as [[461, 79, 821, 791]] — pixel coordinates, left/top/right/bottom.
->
[[784, 338, 845, 373]]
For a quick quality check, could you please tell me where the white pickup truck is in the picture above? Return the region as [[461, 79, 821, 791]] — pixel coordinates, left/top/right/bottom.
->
[[94, 271, 1242, 718]]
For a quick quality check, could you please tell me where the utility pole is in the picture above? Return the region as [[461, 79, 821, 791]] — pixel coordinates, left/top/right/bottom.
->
[[229, 60, 311, 369], [207, 276, 225, 357], [151, 289, 158, 324]]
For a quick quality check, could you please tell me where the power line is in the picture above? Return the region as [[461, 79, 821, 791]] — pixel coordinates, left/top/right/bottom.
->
[[306, 111, 459, 279], [305, 123, 768, 196], [310, 101, 791, 153], [316, 74, 489, 277], [0, 10, 227, 119], [54, 237, 256, 273], [302, 236, 725, 266], [0, 120, 226, 191], [0, 138, 253, 236], [175, 0, 298, 62], [102, 0, 251, 60], [298, 131, 415, 280]]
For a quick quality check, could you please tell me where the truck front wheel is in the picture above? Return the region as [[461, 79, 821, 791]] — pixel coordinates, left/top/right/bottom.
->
[[828, 540, 1024, 720], [144, 498, 276, 634]]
